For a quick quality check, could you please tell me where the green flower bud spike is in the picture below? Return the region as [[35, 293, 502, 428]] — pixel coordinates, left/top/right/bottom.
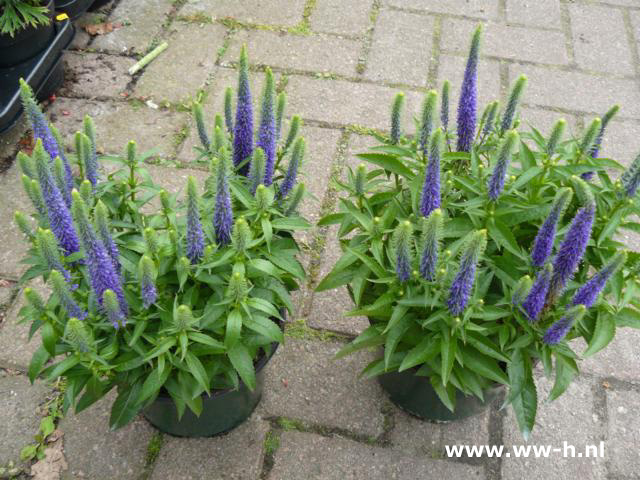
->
[[232, 217, 252, 253], [65, 317, 94, 353], [546, 118, 566, 156], [174, 304, 196, 331], [24, 287, 45, 313], [354, 163, 367, 196], [390, 92, 405, 145], [256, 184, 274, 210], [285, 183, 305, 216], [144, 227, 159, 257], [228, 271, 248, 303], [579, 118, 602, 155], [14, 211, 34, 240]]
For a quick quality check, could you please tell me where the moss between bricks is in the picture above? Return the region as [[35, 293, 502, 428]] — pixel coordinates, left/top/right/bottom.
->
[[284, 319, 348, 342]]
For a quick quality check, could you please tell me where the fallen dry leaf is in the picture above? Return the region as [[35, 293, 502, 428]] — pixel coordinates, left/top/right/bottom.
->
[[30, 439, 67, 480], [84, 22, 122, 36]]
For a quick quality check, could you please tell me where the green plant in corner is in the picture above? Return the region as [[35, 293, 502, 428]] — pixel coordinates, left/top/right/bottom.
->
[[0, 1, 50, 37], [317, 25, 640, 439]]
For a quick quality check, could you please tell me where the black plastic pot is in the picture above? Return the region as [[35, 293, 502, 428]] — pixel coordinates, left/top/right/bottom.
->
[[143, 313, 285, 437], [0, 16, 73, 134], [378, 367, 504, 422], [0, 0, 55, 68], [54, 0, 94, 20]]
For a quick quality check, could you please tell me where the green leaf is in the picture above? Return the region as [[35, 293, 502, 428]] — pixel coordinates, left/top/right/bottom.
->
[[244, 315, 284, 343], [271, 217, 311, 230], [430, 375, 456, 412], [138, 364, 171, 405], [188, 332, 226, 351], [41, 322, 57, 357], [357, 152, 413, 177], [247, 297, 282, 319], [511, 373, 537, 441], [228, 343, 256, 390], [583, 314, 615, 357], [142, 338, 176, 363], [488, 219, 522, 258], [440, 329, 456, 386], [109, 382, 142, 430], [616, 307, 640, 328], [267, 251, 305, 280], [185, 351, 210, 394], [225, 309, 243, 347], [249, 258, 282, 276], [44, 355, 80, 381], [28, 345, 50, 383], [40, 416, 55, 437], [467, 332, 510, 363], [315, 267, 355, 292], [461, 346, 509, 384], [317, 212, 347, 226], [384, 316, 411, 369], [336, 326, 385, 359], [346, 247, 386, 279], [398, 337, 439, 372], [548, 355, 577, 401]]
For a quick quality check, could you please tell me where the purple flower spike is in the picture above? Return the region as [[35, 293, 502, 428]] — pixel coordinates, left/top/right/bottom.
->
[[531, 188, 572, 267], [233, 46, 253, 175], [448, 230, 487, 315], [214, 150, 233, 245], [488, 131, 518, 201], [572, 252, 626, 308], [549, 205, 595, 299], [186, 176, 205, 264], [279, 137, 304, 199], [50, 270, 86, 320], [71, 191, 127, 316], [543, 305, 586, 345], [139, 256, 157, 308], [257, 68, 276, 185], [521, 265, 553, 322], [33, 140, 80, 257], [456, 26, 482, 153], [95, 201, 120, 274], [420, 129, 443, 217], [621, 152, 640, 197], [419, 209, 442, 281], [393, 221, 413, 283]]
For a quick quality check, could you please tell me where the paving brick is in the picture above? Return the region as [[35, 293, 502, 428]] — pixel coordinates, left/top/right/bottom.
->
[[0, 160, 32, 279], [576, 328, 640, 383], [568, 4, 634, 75], [364, 10, 433, 86], [631, 10, 640, 45], [508, 64, 640, 118], [225, 30, 360, 77], [441, 19, 568, 65], [505, 0, 562, 29], [0, 116, 27, 165], [150, 413, 269, 480], [0, 280, 16, 308], [181, 0, 307, 27], [0, 375, 49, 465], [268, 431, 484, 479], [310, 0, 373, 35], [135, 23, 227, 103], [59, 52, 131, 99], [437, 54, 502, 114], [0, 280, 48, 371], [48, 98, 185, 158], [59, 393, 154, 480], [386, 0, 499, 19], [91, 0, 174, 54], [285, 75, 423, 130], [502, 376, 606, 479], [389, 404, 491, 459], [261, 337, 386, 437], [518, 107, 579, 139], [597, 119, 640, 167], [606, 389, 640, 475]]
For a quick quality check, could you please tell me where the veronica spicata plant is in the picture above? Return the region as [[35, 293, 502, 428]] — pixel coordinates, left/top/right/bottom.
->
[[317, 26, 640, 438], [14, 51, 310, 430]]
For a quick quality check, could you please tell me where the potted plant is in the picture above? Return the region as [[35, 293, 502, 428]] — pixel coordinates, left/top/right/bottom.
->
[[0, 0, 54, 68], [13, 47, 310, 436], [316, 25, 640, 438]]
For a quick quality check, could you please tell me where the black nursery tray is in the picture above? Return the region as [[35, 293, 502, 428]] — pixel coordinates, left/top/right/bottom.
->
[[0, 18, 74, 134], [55, 0, 95, 20]]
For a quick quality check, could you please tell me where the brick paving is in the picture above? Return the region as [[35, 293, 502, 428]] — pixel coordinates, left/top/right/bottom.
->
[[2, 0, 640, 478]]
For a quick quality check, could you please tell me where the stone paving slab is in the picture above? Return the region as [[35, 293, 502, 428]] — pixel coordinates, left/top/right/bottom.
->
[[48, 98, 184, 158], [260, 337, 386, 438], [310, 0, 373, 36], [606, 388, 640, 475], [568, 4, 635, 76], [224, 29, 361, 77], [385, 0, 499, 20], [150, 412, 269, 480], [181, 0, 307, 27], [441, 19, 569, 66], [576, 329, 640, 384], [91, 0, 175, 54], [0, 374, 49, 466], [364, 9, 434, 86], [59, 393, 154, 480], [59, 52, 132, 99], [505, 0, 562, 29], [135, 23, 227, 103], [0, 280, 16, 308], [502, 376, 606, 479], [268, 431, 484, 479], [285, 75, 423, 131]]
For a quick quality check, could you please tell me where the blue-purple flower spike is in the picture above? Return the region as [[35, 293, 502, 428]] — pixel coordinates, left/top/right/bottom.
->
[[279, 137, 305, 199], [521, 264, 552, 322], [572, 252, 626, 308], [186, 176, 205, 264], [621, 152, 640, 197], [95, 201, 120, 275], [590, 105, 618, 159], [33, 140, 80, 257], [71, 191, 127, 315], [488, 131, 518, 201], [448, 230, 487, 315], [543, 305, 586, 345], [531, 188, 572, 267], [420, 129, 443, 217], [233, 45, 253, 175], [549, 205, 595, 299], [419, 209, 442, 281], [50, 270, 86, 320], [214, 150, 233, 246], [456, 25, 482, 153], [393, 221, 413, 282], [257, 68, 277, 185], [139, 255, 157, 308]]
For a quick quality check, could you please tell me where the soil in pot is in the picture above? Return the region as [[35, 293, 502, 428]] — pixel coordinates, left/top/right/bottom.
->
[[0, 0, 55, 68]]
